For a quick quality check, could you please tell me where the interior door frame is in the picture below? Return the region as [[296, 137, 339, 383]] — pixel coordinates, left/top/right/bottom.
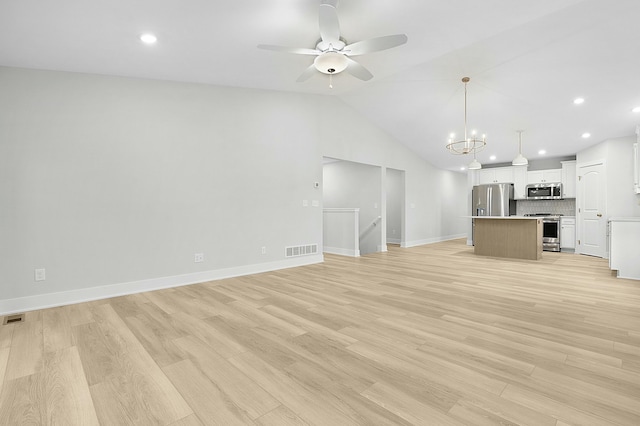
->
[[576, 159, 607, 258]]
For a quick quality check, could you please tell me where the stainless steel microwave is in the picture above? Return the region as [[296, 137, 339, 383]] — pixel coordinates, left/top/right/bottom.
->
[[526, 183, 562, 200]]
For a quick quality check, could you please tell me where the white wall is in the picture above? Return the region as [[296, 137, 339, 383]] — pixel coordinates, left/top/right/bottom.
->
[[323, 160, 382, 255], [317, 97, 468, 247], [386, 168, 404, 244], [577, 136, 640, 218], [0, 67, 325, 312], [0, 66, 468, 314]]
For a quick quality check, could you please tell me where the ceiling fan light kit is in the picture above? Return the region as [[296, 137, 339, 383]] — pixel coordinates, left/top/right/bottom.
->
[[446, 77, 487, 156], [314, 51, 348, 74], [257, 0, 407, 87]]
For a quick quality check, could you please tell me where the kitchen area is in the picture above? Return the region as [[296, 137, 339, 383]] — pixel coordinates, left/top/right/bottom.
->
[[468, 160, 577, 260]]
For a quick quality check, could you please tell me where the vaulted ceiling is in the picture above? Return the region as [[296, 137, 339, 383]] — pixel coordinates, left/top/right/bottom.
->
[[1, 0, 638, 171]]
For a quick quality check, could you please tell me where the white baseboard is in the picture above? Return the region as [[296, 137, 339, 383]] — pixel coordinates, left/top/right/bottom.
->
[[402, 233, 467, 248], [0, 255, 324, 316], [378, 244, 388, 252], [323, 246, 360, 257], [386, 238, 401, 244]]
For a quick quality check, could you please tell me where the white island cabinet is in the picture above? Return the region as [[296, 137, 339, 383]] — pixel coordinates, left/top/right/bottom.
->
[[609, 217, 640, 280]]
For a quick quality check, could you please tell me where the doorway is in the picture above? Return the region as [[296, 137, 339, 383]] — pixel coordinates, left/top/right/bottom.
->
[[386, 168, 405, 247], [577, 161, 606, 257], [322, 158, 383, 256]]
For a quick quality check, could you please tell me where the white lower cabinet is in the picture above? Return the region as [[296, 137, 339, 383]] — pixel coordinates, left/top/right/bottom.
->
[[560, 217, 575, 250], [609, 218, 640, 280]]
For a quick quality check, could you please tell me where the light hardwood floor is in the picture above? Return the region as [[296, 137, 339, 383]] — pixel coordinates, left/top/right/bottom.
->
[[1, 239, 640, 425]]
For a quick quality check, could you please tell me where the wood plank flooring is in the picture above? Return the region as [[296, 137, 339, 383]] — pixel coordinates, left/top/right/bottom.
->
[[1, 239, 639, 425]]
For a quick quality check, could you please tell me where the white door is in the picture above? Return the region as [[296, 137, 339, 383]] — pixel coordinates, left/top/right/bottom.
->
[[577, 162, 606, 257]]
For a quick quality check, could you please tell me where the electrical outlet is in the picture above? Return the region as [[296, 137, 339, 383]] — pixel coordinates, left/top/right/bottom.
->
[[261, 246, 267, 255], [302, 200, 309, 207], [194, 253, 204, 263], [311, 200, 319, 207], [35, 268, 46, 282]]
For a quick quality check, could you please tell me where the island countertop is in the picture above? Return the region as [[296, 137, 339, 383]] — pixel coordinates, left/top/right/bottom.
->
[[468, 216, 539, 219]]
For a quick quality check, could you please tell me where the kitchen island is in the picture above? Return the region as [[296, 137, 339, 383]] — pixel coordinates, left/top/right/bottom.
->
[[473, 216, 542, 260]]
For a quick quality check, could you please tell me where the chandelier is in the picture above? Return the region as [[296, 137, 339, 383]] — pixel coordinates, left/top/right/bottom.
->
[[446, 77, 487, 156]]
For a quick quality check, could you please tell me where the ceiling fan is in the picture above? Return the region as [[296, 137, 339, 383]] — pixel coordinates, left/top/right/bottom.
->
[[258, 0, 408, 84]]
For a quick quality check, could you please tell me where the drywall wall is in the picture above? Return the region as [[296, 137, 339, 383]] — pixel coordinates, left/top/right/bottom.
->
[[0, 66, 468, 313], [578, 136, 640, 218], [0, 67, 325, 311], [323, 160, 382, 255], [316, 96, 468, 247], [386, 168, 404, 244]]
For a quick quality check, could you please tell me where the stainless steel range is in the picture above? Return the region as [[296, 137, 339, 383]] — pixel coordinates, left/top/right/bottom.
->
[[524, 213, 562, 252]]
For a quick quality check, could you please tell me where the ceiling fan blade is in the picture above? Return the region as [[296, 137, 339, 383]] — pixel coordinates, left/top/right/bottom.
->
[[344, 34, 408, 56], [257, 44, 320, 56], [296, 64, 318, 82], [319, 3, 340, 43], [345, 57, 373, 81]]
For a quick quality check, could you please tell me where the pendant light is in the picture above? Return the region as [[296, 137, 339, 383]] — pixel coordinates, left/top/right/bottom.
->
[[468, 149, 482, 170], [512, 130, 528, 166]]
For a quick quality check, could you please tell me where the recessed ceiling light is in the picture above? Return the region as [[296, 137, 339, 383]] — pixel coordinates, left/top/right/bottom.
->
[[538, 150, 546, 155], [632, 106, 640, 113], [582, 132, 591, 138], [573, 98, 585, 105], [140, 33, 157, 44], [460, 166, 466, 171], [489, 155, 496, 161]]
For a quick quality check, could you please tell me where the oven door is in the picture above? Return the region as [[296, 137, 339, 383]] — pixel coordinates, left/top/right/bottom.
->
[[542, 218, 560, 251]]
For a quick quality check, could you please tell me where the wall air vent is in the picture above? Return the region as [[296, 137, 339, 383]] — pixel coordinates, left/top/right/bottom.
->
[[285, 244, 318, 258], [3, 313, 25, 325]]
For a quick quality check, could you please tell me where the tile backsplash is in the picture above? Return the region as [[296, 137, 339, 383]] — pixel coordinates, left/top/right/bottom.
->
[[516, 199, 576, 216]]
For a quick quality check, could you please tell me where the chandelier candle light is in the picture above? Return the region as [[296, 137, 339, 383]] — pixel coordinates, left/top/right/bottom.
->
[[446, 77, 487, 165]]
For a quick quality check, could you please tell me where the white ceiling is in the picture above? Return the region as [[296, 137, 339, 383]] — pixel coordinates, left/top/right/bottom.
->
[[1, 0, 639, 171]]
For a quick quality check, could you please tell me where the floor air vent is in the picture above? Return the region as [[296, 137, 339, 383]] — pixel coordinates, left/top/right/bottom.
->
[[3, 313, 25, 325], [285, 244, 318, 258]]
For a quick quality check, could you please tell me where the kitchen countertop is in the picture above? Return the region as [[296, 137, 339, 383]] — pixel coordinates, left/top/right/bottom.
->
[[469, 216, 539, 219], [609, 217, 640, 222]]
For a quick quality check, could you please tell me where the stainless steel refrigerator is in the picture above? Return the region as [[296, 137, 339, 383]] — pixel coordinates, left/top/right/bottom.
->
[[471, 183, 516, 244]]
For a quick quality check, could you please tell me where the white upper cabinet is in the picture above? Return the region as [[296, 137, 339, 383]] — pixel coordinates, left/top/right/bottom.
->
[[478, 167, 514, 185], [512, 165, 528, 199], [561, 160, 577, 198], [527, 168, 562, 184]]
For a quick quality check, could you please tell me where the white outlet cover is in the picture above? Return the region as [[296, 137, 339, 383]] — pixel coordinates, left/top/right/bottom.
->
[[35, 268, 46, 281], [311, 200, 319, 207], [302, 200, 309, 207], [194, 253, 204, 263]]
